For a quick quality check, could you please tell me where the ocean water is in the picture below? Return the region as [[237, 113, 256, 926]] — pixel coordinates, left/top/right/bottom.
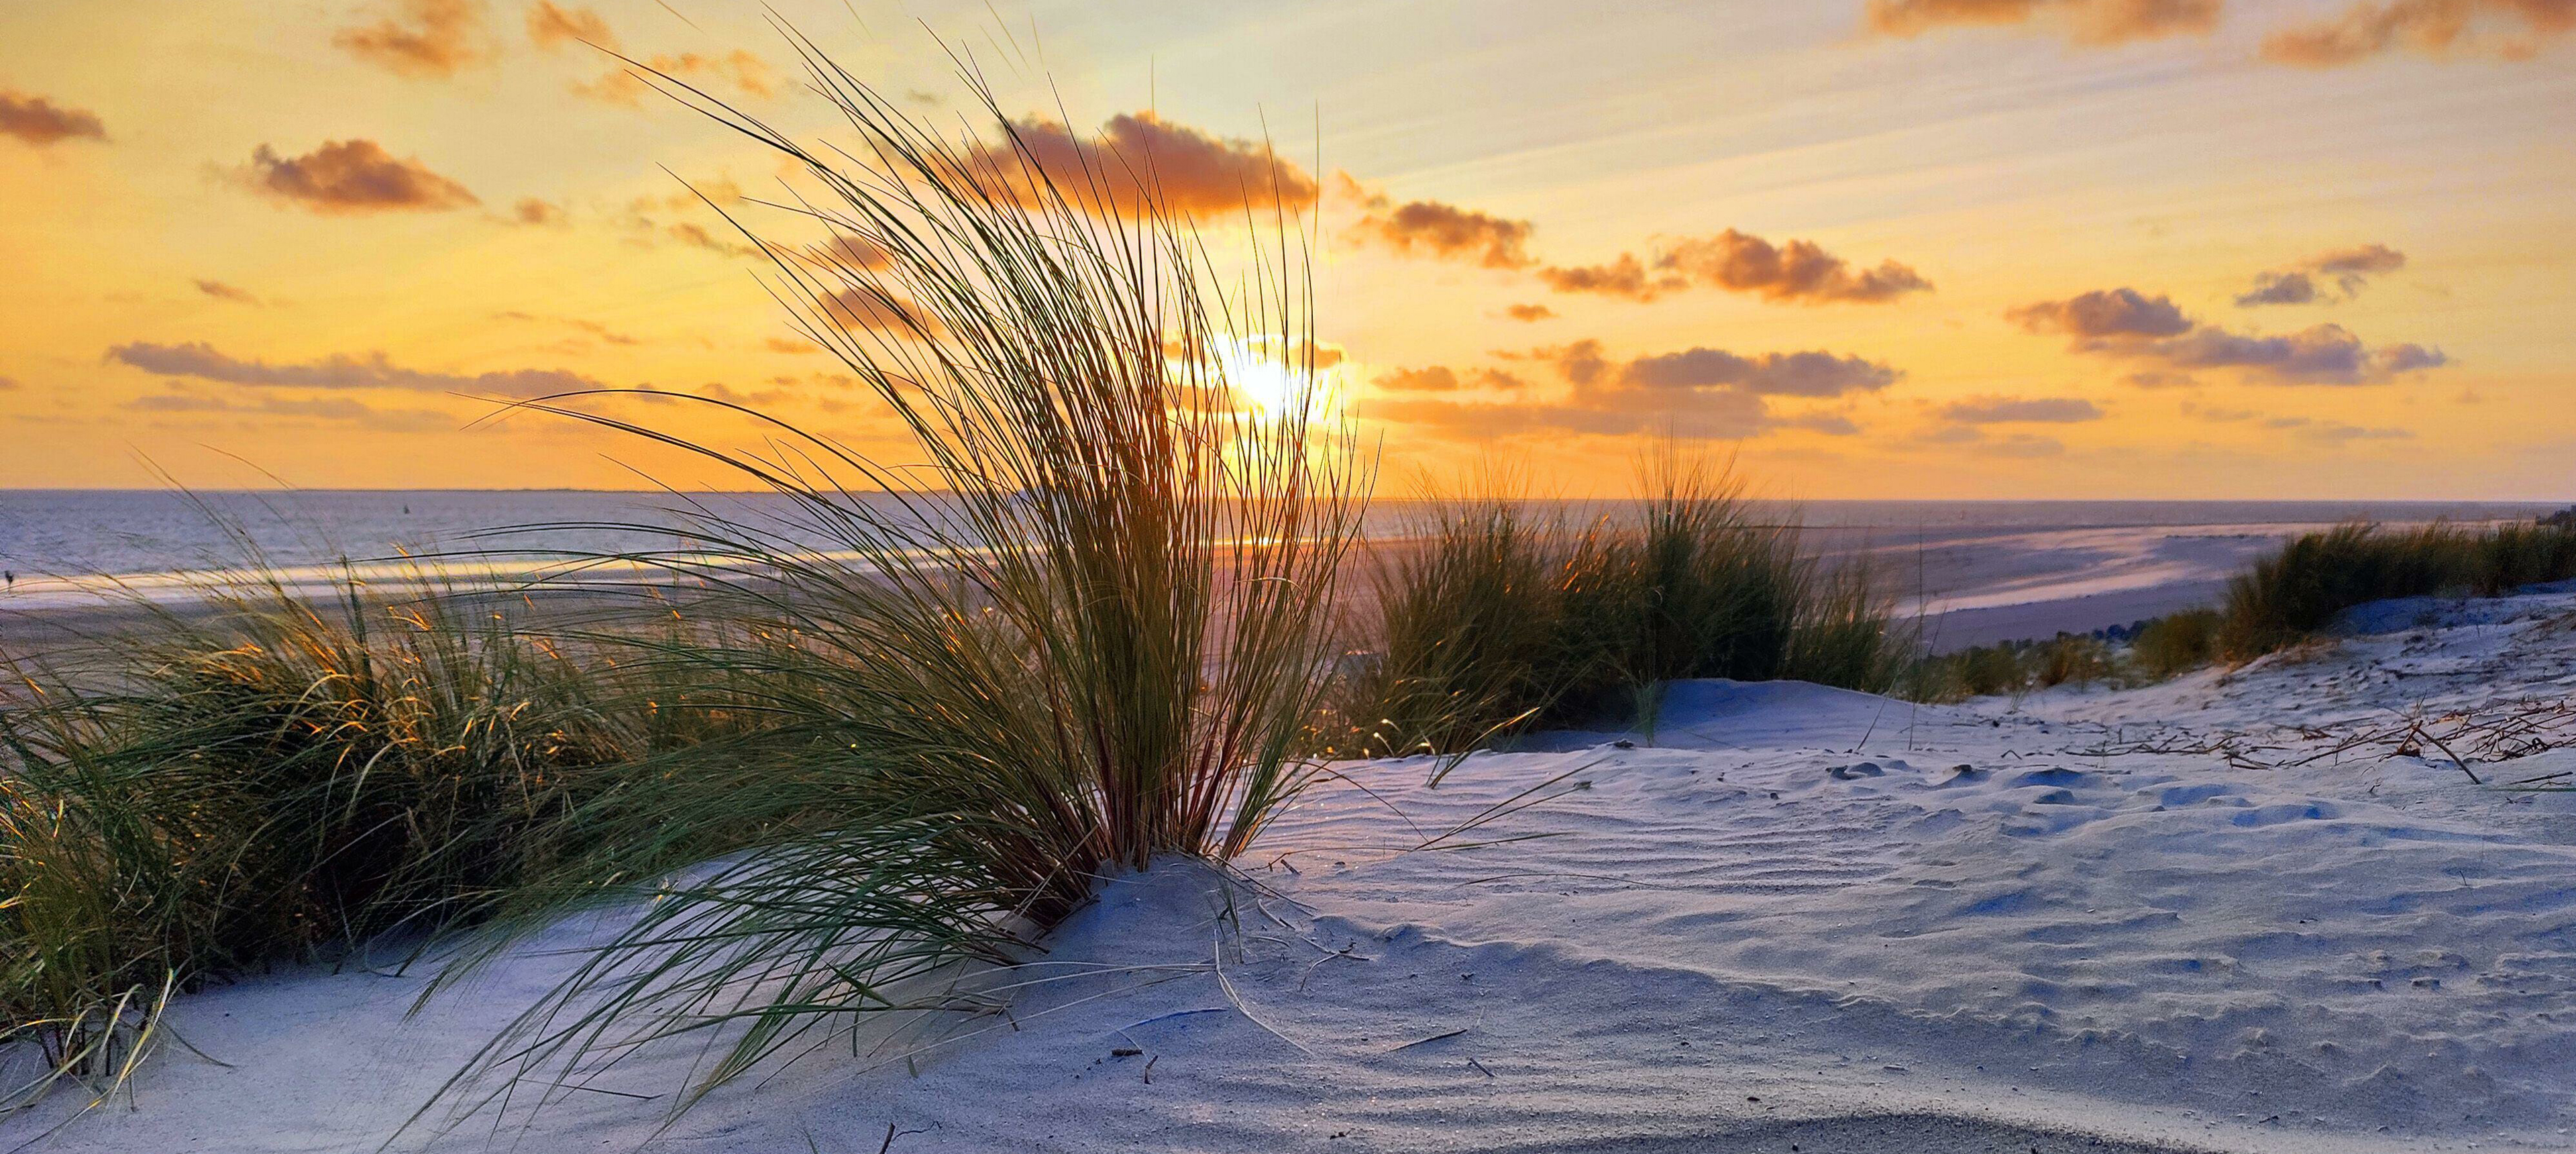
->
[[0, 490, 2562, 619]]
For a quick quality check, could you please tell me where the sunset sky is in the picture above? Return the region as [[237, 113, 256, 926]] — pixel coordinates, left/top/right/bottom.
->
[[3, 0, 2571, 498]]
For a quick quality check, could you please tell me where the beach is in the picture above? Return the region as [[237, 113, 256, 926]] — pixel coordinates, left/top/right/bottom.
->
[[17, 568, 2576, 1152]]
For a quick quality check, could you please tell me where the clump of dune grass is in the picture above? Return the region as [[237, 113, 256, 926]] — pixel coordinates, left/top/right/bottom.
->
[[1327, 488, 1563, 759], [2131, 607, 2222, 679], [1, 560, 655, 1111], [2219, 520, 2576, 658], [1336, 455, 1907, 753], [411, 46, 1360, 1123]]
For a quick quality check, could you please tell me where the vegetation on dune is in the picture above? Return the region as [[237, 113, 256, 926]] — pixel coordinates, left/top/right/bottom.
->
[[0, 564, 704, 1109], [1330, 456, 1911, 758], [405, 49, 1362, 1122], [2219, 521, 2576, 658], [1902, 517, 2576, 701]]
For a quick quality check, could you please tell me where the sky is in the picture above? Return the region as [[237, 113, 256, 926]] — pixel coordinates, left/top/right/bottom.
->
[[1, 0, 2571, 498]]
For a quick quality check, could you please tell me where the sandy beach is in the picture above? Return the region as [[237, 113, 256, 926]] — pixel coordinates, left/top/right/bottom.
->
[[17, 574, 2575, 1152]]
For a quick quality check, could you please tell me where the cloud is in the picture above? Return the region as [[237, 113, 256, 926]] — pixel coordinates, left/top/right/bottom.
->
[[664, 221, 762, 259], [1938, 395, 2105, 422], [822, 288, 943, 337], [971, 112, 1320, 221], [2234, 271, 2321, 306], [2313, 242, 2409, 276], [2153, 324, 2446, 382], [1341, 180, 1536, 269], [236, 140, 478, 214], [814, 233, 895, 270], [1379, 338, 1894, 440], [493, 310, 637, 346], [1536, 254, 1682, 301], [1373, 366, 1527, 392], [766, 337, 822, 355], [0, 89, 107, 145], [1986, 433, 2070, 456], [107, 340, 601, 397], [2012, 284, 2447, 384], [509, 197, 568, 225], [576, 50, 777, 107], [1864, 0, 2222, 44], [1540, 229, 1930, 305], [0, 376, 19, 390], [2235, 243, 2406, 305], [1620, 348, 1900, 397], [1499, 339, 1615, 386], [333, 0, 490, 78], [2124, 369, 2199, 388], [1656, 230, 1933, 304], [125, 391, 456, 430], [2262, 0, 2576, 66], [1502, 303, 1556, 322], [2006, 286, 2194, 338], [527, 1, 614, 50], [2264, 415, 2417, 443], [194, 279, 262, 305]]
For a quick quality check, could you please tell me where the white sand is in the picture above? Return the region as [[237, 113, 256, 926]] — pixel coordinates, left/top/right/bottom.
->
[[17, 582, 2576, 1152]]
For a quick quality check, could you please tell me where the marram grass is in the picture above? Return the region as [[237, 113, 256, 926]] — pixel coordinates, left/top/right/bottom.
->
[[410, 46, 1363, 1124]]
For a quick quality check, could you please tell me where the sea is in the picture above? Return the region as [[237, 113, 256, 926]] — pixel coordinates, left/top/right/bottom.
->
[[0, 490, 2564, 644]]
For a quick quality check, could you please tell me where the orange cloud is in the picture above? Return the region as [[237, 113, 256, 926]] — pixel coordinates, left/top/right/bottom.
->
[[970, 113, 1320, 221], [527, 1, 614, 51], [510, 197, 568, 225], [108, 340, 600, 396], [1373, 366, 1527, 392], [125, 391, 455, 431], [1502, 303, 1556, 322], [1541, 230, 1930, 305], [237, 140, 479, 214], [577, 50, 777, 107], [2263, 0, 2575, 65], [1865, 0, 2222, 44], [2235, 242, 2406, 305], [1537, 254, 1683, 301], [1342, 180, 1536, 269], [1619, 347, 1900, 396], [0, 89, 107, 145], [1938, 395, 2104, 422], [1658, 230, 1933, 304], [1375, 338, 1891, 439], [333, 0, 491, 79], [2006, 286, 2194, 338], [194, 279, 262, 305], [2010, 286, 2447, 384], [492, 311, 637, 346], [821, 288, 943, 337]]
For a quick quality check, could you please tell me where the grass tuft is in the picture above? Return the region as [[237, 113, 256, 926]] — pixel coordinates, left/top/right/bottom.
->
[[409, 46, 1362, 1122]]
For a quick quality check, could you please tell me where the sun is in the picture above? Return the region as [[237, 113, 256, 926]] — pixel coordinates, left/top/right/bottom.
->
[[1212, 336, 1340, 421], [1223, 349, 1301, 417]]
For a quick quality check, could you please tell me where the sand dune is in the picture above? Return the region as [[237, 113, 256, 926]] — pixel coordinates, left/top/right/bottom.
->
[[19, 584, 2576, 1152]]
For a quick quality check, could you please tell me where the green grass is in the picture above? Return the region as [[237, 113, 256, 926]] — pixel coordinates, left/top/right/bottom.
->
[[403, 50, 1363, 1122], [1901, 517, 2576, 700], [0, 564, 662, 1109], [2131, 608, 2222, 679], [1333, 455, 1909, 754], [2220, 521, 2576, 658]]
